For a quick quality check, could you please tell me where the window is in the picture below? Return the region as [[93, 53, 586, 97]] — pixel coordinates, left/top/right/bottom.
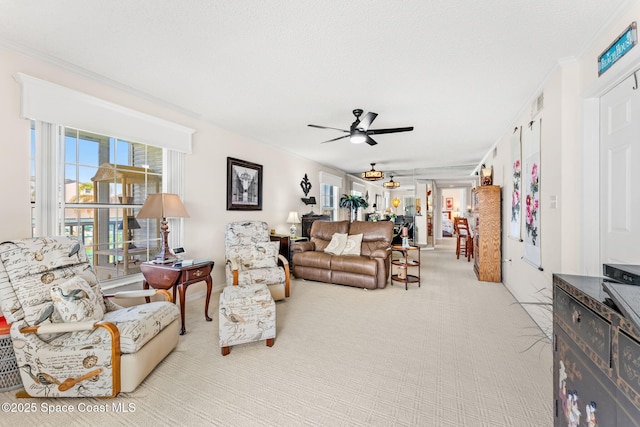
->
[[19, 73, 194, 286], [31, 124, 164, 282], [321, 183, 337, 220], [319, 171, 343, 221], [351, 183, 365, 221]]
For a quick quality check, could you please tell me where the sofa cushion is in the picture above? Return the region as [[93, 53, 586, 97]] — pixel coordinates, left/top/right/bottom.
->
[[349, 221, 394, 257], [324, 233, 348, 255], [0, 237, 106, 327], [102, 301, 179, 353], [310, 220, 349, 252], [330, 256, 378, 275], [235, 266, 285, 287], [294, 251, 333, 269], [341, 233, 363, 256], [51, 276, 105, 322], [250, 242, 279, 269]]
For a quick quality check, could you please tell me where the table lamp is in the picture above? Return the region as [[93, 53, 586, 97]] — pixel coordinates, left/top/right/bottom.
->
[[287, 211, 301, 237], [137, 193, 190, 262], [118, 216, 141, 249]]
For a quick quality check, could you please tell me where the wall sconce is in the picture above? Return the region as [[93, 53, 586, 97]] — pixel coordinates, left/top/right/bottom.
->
[[137, 193, 190, 262], [301, 196, 317, 214], [391, 197, 401, 210]]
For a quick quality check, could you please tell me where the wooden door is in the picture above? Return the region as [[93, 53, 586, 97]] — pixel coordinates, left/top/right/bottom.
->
[[600, 74, 640, 264]]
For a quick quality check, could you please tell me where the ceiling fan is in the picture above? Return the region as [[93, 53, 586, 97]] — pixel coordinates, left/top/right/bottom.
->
[[308, 109, 414, 146]]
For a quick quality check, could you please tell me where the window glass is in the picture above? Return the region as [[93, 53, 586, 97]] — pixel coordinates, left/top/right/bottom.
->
[[32, 125, 164, 281], [321, 183, 337, 220]]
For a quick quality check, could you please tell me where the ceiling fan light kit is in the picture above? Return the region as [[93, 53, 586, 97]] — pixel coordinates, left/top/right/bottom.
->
[[362, 163, 385, 181], [350, 130, 367, 144]]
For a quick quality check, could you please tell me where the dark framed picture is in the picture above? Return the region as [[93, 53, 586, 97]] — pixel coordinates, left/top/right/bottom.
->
[[227, 157, 263, 210]]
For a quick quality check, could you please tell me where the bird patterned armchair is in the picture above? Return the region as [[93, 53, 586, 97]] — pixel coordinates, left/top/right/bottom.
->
[[224, 221, 290, 300], [0, 236, 180, 397]]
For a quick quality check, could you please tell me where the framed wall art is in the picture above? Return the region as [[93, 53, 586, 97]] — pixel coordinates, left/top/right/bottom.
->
[[445, 197, 453, 211], [226, 157, 263, 210]]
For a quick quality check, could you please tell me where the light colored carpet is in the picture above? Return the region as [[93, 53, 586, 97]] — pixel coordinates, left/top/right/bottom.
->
[[1, 239, 552, 426]]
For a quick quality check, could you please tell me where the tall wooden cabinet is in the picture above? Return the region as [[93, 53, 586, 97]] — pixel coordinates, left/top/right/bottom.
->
[[472, 185, 501, 282]]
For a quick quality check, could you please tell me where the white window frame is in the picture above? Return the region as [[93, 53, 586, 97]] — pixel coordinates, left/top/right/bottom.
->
[[319, 171, 343, 221], [20, 74, 194, 288]]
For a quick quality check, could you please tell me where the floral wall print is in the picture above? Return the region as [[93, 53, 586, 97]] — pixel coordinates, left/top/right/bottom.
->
[[523, 120, 542, 268], [509, 129, 522, 239], [525, 161, 539, 245]]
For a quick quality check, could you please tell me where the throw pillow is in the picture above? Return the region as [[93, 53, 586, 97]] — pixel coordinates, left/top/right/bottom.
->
[[341, 233, 363, 256], [249, 242, 279, 269], [324, 233, 348, 255], [50, 276, 105, 322]]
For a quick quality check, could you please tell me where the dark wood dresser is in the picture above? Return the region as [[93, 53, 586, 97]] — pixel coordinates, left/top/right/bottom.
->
[[301, 214, 330, 238], [553, 274, 640, 426]]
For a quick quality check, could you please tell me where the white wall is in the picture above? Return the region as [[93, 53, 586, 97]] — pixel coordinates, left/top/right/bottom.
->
[[490, 1, 640, 335], [0, 45, 347, 288]]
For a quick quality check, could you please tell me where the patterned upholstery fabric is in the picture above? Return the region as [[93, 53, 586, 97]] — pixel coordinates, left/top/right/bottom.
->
[[51, 276, 105, 322], [224, 221, 288, 300], [0, 236, 179, 397], [102, 301, 178, 353], [219, 283, 275, 348]]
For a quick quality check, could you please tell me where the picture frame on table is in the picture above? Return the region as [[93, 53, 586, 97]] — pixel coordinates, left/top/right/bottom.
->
[[226, 157, 263, 210]]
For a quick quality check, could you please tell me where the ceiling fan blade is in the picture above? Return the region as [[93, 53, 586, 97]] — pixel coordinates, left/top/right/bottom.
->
[[356, 112, 378, 131], [308, 124, 349, 132], [365, 135, 378, 146], [320, 134, 350, 144], [367, 126, 414, 135]]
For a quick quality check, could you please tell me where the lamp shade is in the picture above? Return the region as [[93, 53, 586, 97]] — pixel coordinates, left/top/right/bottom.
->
[[118, 216, 141, 230], [392, 197, 401, 208], [137, 193, 190, 219], [137, 193, 189, 262], [287, 211, 301, 224]]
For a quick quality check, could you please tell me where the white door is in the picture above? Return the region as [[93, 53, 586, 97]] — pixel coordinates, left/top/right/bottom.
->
[[600, 73, 640, 264]]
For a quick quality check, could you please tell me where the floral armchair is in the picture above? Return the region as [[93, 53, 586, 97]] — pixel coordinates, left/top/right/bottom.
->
[[0, 236, 180, 397], [224, 221, 290, 300]]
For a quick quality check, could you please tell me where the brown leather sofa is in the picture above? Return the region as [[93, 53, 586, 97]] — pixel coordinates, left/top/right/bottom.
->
[[291, 220, 394, 289]]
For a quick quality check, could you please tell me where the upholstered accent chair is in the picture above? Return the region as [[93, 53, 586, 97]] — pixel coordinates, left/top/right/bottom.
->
[[224, 221, 290, 300], [0, 236, 180, 397]]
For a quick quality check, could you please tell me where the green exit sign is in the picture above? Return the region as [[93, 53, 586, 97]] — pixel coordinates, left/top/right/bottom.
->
[[599, 22, 637, 76]]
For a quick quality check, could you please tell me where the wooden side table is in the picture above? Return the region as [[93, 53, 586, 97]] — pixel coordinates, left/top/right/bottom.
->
[[269, 234, 308, 265], [140, 260, 214, 335], [390, 245, 420, 290]]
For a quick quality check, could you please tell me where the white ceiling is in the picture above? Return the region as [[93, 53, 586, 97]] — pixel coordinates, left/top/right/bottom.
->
[[0, 0, 630, 188]]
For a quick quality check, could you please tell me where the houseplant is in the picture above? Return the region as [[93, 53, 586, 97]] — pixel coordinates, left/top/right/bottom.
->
[[339, 194, 369, 222]]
